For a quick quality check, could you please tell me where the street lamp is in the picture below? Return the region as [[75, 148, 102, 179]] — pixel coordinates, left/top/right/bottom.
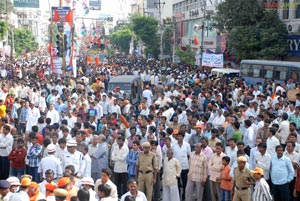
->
[[200, 1, 206, 67], [57, 22, 66, 72], [154, 0, 165, 61]]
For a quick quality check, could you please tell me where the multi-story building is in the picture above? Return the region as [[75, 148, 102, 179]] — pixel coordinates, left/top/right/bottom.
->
[[277, 0, 300, 60], [173, 0, 222, 53]]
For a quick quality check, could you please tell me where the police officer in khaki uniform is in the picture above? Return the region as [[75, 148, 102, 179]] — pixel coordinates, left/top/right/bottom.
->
[[232, 156, 255, 201], [136, 142, 158, 201]]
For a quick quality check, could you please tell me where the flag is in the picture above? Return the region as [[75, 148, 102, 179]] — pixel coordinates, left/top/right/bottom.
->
[[194, 35, 199, 45], [104, 40, 110, 46], [87, 57, 92, 63], [95, 57, 99, 65], [53, 9, 60, 22], [48, 43, 54, 72], [65, 10, 73, 27]]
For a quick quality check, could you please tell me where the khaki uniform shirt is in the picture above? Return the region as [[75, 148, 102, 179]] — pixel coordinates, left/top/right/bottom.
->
[[233, 167, 254, 188], [138, 152, 158, 172]]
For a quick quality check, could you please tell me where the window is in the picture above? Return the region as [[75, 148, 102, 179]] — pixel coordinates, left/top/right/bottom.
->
[[253, 69, 260, 77], [241, 64, 251, 76], [291, 71, 299, 80], [296, 4, 300, 18], [283, 0, 289, 19]]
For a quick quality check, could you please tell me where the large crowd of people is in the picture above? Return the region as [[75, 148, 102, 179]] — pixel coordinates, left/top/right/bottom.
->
[[0, 56, 299, 201]]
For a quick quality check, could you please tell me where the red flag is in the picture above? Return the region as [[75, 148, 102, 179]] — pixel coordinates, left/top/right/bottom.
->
[[53, 9, 60, 22], [65, 10, 73, 27], [87, 57, 93, 63], [104, 40, 110, 46], [95, 57, 99, 65], [194, 35, 199, 45]]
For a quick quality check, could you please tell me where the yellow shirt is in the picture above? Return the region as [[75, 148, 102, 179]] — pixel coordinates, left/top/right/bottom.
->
[[0, 105, 6, 118]]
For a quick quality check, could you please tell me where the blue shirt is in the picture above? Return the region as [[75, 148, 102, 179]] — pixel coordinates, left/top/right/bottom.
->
[[92, 142, 109, 172], [126, 149, 140, 176], [20, 107, 29, 123], [27, 144, 43, 167], [270, 155, 294, 185]]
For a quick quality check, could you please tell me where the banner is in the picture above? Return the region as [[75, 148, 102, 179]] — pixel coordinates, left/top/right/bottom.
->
[[51, 7, 71, 22], [89, 0, 101, 10], [286, 34, 300, 56], [202, 53, 224, 68], [13, 0, 39, 8], [50, 10, 73, 74]]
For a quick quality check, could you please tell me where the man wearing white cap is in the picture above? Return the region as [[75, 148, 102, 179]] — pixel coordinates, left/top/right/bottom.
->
[[38, 144, 63, 180], [81, 177, 97, 200], [6, 177, 20, 193], [62, 140, 86, 178]]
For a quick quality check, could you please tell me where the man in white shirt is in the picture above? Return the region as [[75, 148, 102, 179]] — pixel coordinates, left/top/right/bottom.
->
[[61, 140, 86, 178], [111, 136, 129, 198], [172, 131, 191, 201], [243, 120, 255, 156], [142, 85, 153, 106], [225, 138, 238, 167], [120, 179, 147, 201], [79, 144, 91, 177], [278, 113, 290, 147], [255, 142, 271, 182], [0, 125, 13, 179], [46, 104, 60, 124], [266, 128, 280, 157], [38, 144, 63, 180], [212, 109, 225, 128]]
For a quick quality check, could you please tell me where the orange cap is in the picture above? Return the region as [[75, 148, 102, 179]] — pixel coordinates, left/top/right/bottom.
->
[[173, 129, 179, 135], [194, 124, 202, 129], [29, 182, 39, 188], [57, 177, 70, 188], [45, 183, 57, 191], [21, 177, 31, 187]]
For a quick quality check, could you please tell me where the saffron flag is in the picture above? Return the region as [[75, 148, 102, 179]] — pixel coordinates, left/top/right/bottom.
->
[[65, 10, 73, 27], [194, 35, 199, 45], [53, 9, 60, 22]]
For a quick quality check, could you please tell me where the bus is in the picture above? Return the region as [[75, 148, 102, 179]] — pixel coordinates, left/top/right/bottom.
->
[[210, 68, 240, 78], [240, 60, 300, 85]]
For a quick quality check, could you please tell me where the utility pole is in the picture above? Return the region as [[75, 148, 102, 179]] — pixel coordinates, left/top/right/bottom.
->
[[154, 0, 165, 61], [200, 0, 206, 67], [172, 16, 176, 63], [59, 0, 66, 73]]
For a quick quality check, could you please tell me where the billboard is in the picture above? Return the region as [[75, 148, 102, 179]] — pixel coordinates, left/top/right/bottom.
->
[[89, 0, 101, 10], [286, 34, 300, 56], [51, 7, 71, 22], [202, 53, 224, 68], [50, 7, 74, 74], [13, 0, 39, 8]]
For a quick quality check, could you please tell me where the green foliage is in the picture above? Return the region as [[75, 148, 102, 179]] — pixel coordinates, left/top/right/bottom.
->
[[14, 28, 38, 56], [130, 15, 160, 58], [0, 21, 8, 39], [0, 0, 14, 14], [215, 0, 288, 60], [162, 17, 174, 56], [110, 28, 132, 53], [175, 45, 195, 65], [105, 47, 115, 63]]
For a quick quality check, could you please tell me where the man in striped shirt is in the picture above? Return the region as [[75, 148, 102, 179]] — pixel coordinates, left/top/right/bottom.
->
[[252, 167, 272, 201], [185, 143, 208, 201]]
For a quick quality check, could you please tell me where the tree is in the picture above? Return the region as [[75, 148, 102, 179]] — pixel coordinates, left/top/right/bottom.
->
[[0, 21, 8, 39], [0, 0, 14, 14], [215, 0, 288, 60], [110, 28, 132, 53], [162, 17, 173, 56], [130, 15, 160, 58], [13, 28, 38, 56], [175, 45, 195, 65], [105, 46, 115, 63]]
